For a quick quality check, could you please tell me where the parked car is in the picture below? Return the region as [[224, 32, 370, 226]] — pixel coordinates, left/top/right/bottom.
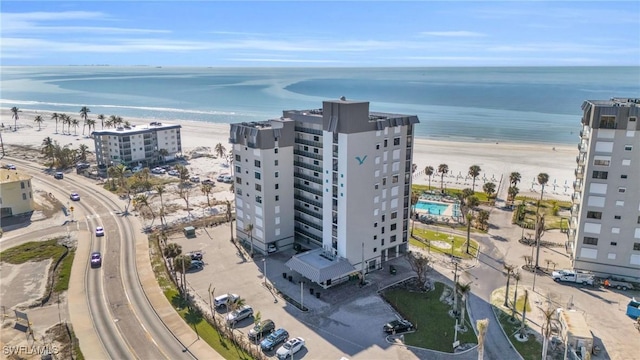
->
[[226, 305, 253, 325], [168, 170, 180, 176], [95, 226, 105, 237], [76, 162, 91, 170], [151, 167, 166, 174], [202, 179, 215, 186], [188, 260, 204, 271], [267, 243, 277, 254], [216, 174, 228, 182], [3, 164, 16, 170], [90, 252, 102, 268], [187, 251, 203, 261], [70, 192, 80, 201], [190, 175, 200, 183], [552, 269, 594, 286], [214, 293, 239, 308], [248, 319, 275, 342], [383, 319, 414, 334], [54, 172, 64, 179], [276, 337, 305, 359], [260, 328, 289, 351], [223, 175, 233, 183]]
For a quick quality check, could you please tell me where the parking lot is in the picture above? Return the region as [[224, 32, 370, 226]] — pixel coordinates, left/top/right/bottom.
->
[[166, 223, 430, 360]]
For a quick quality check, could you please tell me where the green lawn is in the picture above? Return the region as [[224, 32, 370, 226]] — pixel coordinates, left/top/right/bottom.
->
[[411, 228, 478, 259], [412, 184, 492, 203], [493, 306, 542, 360], [0, 238, 73, 294], [513, 197, 571, 231], [383, 282, 477, 352]]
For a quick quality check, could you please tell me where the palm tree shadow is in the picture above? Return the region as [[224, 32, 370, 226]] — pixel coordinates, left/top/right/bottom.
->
[[184, 306, 204, 338], [171, 293, 189, 309]]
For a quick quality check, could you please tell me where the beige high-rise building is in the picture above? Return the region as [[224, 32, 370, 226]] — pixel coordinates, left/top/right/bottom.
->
[[570, 98, 640, 282]]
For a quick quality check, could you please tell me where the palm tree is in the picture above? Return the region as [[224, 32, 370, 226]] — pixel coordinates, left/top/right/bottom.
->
[[106, 115, 116, 128], [176, 164, 189, 186], [158, 148, 169, 164], [520, 290, 529, 337], [97, 114, 105, 129], [32, 115, 44, 131], [509, 172, 521, 187], [245, 223, 254, 257], [437, 163, 448, 193], [59, 114, 68, 134], [134, 194, 155, 226], [80, 106, 90, 135], [507, 186, 519, 202], [510, 271, 521, 320], [536, 172, 549, 210], [86, 118, 96, 136], [163, 242, 182, 258], [51, 113, 60, 133], [201, 184, 213, 207], [541, 307, 556, 360], [468, 165, 481, 192], [424, 166, 434, 191], [214, 143, 227, 159], [456, 282, 472, 331], [71, 118, 79, 135], [77, 144, 90, 162], [41, 137, 55, 168], [476, 318, 489, 360], [476, 210, 490, 231], [155, 185, 166, 227], [226, 200, 233, 240], [10, 106, 20, 131], [503, 263, 515, 307], [173, 254, 192, 296], [410, 191, 419, 236], [483, 182, 496, 199]]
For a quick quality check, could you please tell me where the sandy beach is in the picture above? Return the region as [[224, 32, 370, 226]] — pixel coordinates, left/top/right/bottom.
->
[[1, 107, 576, 203]]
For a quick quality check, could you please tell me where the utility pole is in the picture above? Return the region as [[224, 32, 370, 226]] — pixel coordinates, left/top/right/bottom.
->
[[361, 242, 365, 285], [452, 260, 459, 318], [533, 214, 545, 292], [300, 281, 304, 310]]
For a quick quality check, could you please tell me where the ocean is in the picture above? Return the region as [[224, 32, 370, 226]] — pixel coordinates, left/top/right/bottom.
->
[[1, 66, 638, 145]]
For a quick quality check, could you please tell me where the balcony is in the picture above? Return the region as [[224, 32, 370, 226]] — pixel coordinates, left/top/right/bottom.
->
[[579, 129, 590, 139], [293, 182, 322, 196], [576, 155, 586, 165], [574, 166, 584, 179], [294, 160, 322, 173], [294, 194, 323, 208], [295, 138, 323, 149], [294, 149, 322, 160], [571, 192, 582, 204], [573, 180, 583, 192], [577, 142, 587, 153], [295, 126, 323, 136], [294, 215, 323, 231]]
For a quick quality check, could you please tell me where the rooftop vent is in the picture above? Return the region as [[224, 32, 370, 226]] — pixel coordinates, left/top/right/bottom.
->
[[340, 96, 346, 101]]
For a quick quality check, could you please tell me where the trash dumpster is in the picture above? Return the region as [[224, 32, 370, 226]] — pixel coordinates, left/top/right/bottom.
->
[[390, 265, 397, 275], [183, 226, 196, 238]]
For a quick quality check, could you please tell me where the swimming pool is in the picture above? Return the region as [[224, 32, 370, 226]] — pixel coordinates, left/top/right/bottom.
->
[[415, 201, 450, 215]]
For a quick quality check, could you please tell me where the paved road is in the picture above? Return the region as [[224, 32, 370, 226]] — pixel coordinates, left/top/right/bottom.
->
[[5, 159, 202, 359]]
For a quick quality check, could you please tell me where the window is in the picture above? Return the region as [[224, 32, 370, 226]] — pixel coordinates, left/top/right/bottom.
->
[[634, 243, 640, 251], [392, 175, 399, 183], [637, 216, 640, 224], [599, 115, 616, 129], [382, 178, 387, 186], [314, 148, 319, 154], [594, 159, 610, 166], [583, 237, 598, 245], [390, 223, 397, 231], [614, 215, 621, 220], [274, 148, 278, 154], [624, 145, 633, 151], [376, 144, 380, 150], [275, 195, 279, 201], [381, 215, 386, 222], [237, 188, 242, 195], [611, 242, 617, 246], [384, 139, 388, 147], [374, 222, 378, 228], [255, 172, 261, 180], [255, 184, 262, 191], [21, 182, 25, 189], [391, 211, 398, 219], [274, 160, 278, 166], [313, 160, 319, 165], [22, 193, 27, 200], [586, 211, 602, 219], [618, 187, 626, 193], [621, 174, 628, 179], [254, 160, 261, 168], [393, 137, 400, 146], [236, 176, 242, 184], [255, 195, 262, 204], [235, 154, 241, 161], [275, 184, 279, 190], [390, 235, 397, 242], [235, 165, 241, 173], [592, 171, 608, 179], [303, 146, 308, 151], [314, 135, 319, 141], [381, 227, 385, 234], [375, 183, 379, 190], [275, 171, 279, 178]]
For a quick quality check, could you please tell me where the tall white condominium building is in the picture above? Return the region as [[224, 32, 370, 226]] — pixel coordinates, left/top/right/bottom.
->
[[93, 122, 182, 167], [570, 98, 640, 282], [230, 99, 419, 288]]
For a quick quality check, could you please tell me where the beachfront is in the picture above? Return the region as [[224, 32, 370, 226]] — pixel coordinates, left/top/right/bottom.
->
[[1, 107, 576, 202]]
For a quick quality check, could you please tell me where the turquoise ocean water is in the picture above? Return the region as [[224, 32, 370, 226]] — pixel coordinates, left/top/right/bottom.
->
[[1, 66, 638, 145]]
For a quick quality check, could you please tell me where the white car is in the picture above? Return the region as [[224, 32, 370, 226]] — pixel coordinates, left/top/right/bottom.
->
[[151, 167, 166, 174], [168, 170, 180, 176], [214, 293, 239, 308], [276, 337, 305, 359], [70, 192, 80, 201], [190, 175, 200, 183], [225, 305, 253, 325], [217, 174, 229, 182], [95, 226, 105, 237]]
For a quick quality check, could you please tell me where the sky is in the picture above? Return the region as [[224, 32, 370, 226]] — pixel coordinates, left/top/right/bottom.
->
[[1, 1, 639, 67]]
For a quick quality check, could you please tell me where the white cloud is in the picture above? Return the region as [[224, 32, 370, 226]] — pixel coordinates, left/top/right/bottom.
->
[[420, 31, 486, 37]]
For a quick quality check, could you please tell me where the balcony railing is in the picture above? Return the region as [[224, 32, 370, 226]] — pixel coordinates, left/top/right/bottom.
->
[[294, 149, 322, 160], [573, 180, 582, 192], [294, 194, 323, 208], [571, 192, 582, 204], [293, 182, 322, 196], [576, 155, 585, 165], [295, 126, 323, 135], [294, 215, 323, 231], [295, 138, 323, 149], [574, 167, 584, 179], [294, 160, 323, 173]]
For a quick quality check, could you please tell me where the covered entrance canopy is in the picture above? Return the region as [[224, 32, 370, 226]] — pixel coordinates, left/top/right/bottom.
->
[[285, 248, 356, 286]]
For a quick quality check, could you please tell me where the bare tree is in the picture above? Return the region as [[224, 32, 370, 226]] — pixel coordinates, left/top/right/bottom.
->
[[406, 251, 432, 290], [179, 185, 191, 214], [476, 318, 489, 360], [503, 263, 515, 307]]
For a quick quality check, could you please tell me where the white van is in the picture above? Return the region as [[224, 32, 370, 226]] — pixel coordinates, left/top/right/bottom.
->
[[223, 175, 233, 183]]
